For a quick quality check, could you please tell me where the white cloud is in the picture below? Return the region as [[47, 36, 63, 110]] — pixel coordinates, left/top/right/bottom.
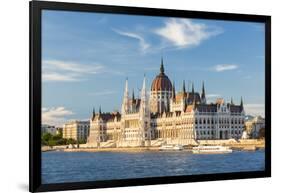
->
[[113, 29, 150, 52], [44, 60, 104, 74], [244, 104, 265, 117], [42, 72, 79, 82], [154, 18, 222, 48], [42, 60, 105, 82], [42, 107, 74, 126], [211, 64, 238, 72]]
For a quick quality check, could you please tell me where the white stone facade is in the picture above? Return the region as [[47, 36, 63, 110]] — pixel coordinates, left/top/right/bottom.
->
[[245, 116, 265, 138], [87, 60, 245, 147]]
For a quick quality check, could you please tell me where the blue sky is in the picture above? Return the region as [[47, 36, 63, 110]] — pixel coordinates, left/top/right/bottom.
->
[[41, 10, 265, 126]]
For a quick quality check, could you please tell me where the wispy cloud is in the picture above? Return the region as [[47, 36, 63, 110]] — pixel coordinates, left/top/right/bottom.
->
[[244, 104, 265, 117], [112, 19, 222, 54], [89, 90, 117, 96], [211, 64, 238, 72], [43, 72, 79, 82], [42, 107, 74, 126], [43, 60, 105, 82], [44, 60, 104, 74], [113, 29, 150, 53], [154, 18, 222, 49]]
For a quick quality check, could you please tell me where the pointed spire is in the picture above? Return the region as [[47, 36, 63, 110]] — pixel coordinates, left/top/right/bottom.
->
[[99, 106, 102, 114], [160, 57, 164, 74], [202, 81, 205, 95], [121, 77, 129, 114], [141, 75, 146, 95], [140, 75, 149, 115], [231, 97, 234, 105], [132, 89, 135, 101], [200, 81, 206, 104], [192, 82, 194, 94], [125, 77, 129, 96], [183, 80, 186, 94], [140, 74, 147, 103], [240, 96, 243, 108], [92, 107, 95, 120]]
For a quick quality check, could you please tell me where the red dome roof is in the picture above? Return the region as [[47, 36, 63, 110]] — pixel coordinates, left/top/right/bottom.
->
[[151, 60, 172, 92]]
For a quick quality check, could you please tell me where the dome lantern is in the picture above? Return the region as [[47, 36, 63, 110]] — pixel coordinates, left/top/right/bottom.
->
[[160, 57, 164, 74], [151, 58, 172, 92]]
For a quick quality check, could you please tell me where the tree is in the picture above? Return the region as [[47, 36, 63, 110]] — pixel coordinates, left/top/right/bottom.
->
[[41, 132, 68, 146], [52, 133, 62, 141], [48, 139, 56, 147], [66, 138, 76, 145], [42, 132, 52, 145], [78, 139, 87, 144]]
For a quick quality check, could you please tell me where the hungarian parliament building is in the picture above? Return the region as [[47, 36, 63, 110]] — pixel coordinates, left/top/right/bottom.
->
[[87, 59, 245, 147]]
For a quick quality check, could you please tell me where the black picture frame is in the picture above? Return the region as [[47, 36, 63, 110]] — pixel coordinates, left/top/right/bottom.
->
[[29, 1, 271, 192]]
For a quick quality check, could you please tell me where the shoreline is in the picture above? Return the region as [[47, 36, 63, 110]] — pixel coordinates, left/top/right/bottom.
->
[[43, 146, 161, 153], [42, 139, 265, 153]]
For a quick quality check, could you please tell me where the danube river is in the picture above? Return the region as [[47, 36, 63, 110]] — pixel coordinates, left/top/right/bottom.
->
[[42, 150, 265, 184]]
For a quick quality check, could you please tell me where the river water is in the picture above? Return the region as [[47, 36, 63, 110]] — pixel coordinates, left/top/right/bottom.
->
[[42, 150, 265, 184]]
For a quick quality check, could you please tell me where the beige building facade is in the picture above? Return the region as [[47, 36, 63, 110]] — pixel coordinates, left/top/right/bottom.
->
[[63, 120, 90, 141]]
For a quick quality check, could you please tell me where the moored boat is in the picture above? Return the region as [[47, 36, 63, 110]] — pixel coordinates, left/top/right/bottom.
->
[[192, 145, 232, 154], [159, 144, 183, 151]]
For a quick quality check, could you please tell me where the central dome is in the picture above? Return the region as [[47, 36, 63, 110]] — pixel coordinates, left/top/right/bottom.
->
[[151, 59, 172, 92]]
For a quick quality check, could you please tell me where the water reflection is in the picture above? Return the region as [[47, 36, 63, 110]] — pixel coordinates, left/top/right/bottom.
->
[[42, 150, 265, 184]]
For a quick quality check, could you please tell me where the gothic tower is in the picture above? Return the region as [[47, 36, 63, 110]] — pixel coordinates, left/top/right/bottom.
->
[[121, 78, 129, 114], [201, 81, 206, 104], [139, 76, 151, 146]]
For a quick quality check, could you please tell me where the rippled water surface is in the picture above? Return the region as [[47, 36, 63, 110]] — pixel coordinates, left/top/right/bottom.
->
[[42, 150, 265, 184]]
